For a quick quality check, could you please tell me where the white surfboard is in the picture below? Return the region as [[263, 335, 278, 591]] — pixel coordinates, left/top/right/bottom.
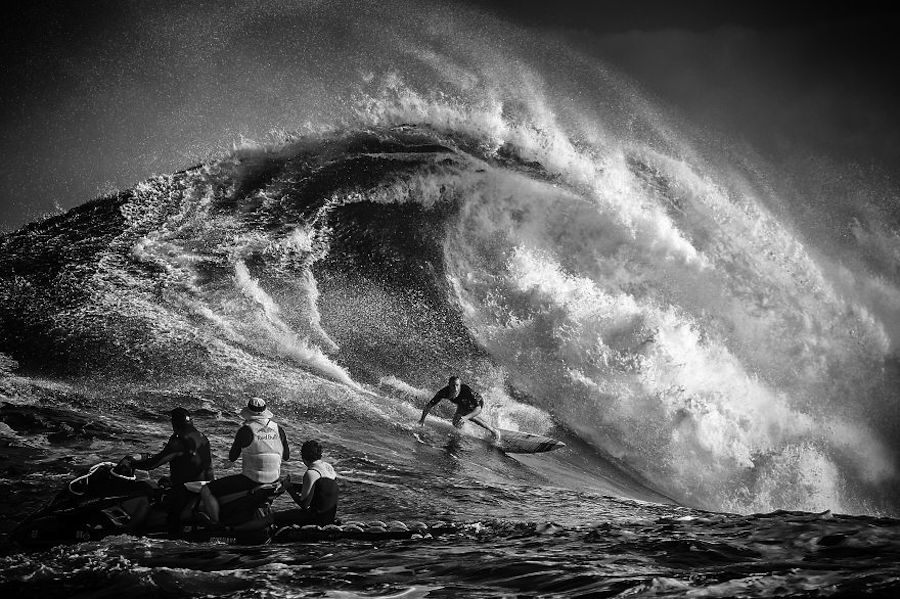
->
[[419, 416, 564, 454], [494, 428, 566, 454], [466, 416, 565, 454]]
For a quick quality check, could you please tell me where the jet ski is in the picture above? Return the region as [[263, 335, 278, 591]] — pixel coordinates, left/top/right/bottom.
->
[[11, 460, 465, 549], [11, 459, 283, 548]]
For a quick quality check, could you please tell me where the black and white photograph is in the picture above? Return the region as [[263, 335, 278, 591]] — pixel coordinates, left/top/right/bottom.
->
[[2, 1, 899, 597]]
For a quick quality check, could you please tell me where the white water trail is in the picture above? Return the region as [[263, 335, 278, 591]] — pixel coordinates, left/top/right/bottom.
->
[[232, 260, 358, 388]]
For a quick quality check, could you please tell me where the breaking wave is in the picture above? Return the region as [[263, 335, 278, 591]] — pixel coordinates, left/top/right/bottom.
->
[[3, 72, 899, 518]]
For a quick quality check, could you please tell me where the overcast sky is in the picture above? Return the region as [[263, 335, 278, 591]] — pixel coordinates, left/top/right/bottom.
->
[[2, 0, 898, 231]]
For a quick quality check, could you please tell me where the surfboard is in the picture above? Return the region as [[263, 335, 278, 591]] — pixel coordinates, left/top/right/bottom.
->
[[418, 417, 565, 454], [494, 428, 566, 454], [465, 416, 565, 454]]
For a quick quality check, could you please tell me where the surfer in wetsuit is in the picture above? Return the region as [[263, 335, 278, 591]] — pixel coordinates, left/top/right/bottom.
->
[[124, 406, 214, 535], [199, 396, 289, 524], [419, 376, 499, 439]]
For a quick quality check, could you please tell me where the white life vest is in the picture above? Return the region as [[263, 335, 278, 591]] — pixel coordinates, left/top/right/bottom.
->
[[308, 460, 337, 480], [241, 418, 283, 483]]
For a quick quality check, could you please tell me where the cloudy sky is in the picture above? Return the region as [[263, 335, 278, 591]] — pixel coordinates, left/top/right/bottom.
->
[[1, 0, 898, 230]]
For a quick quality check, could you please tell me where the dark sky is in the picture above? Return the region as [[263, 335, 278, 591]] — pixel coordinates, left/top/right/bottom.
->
[[1, 1, 899, 231], [478, 1, 897, 32], [482, 1, 900, 164]]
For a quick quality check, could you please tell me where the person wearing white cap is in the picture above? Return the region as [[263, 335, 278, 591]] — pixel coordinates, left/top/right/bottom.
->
[[199, 396, 290, 523]]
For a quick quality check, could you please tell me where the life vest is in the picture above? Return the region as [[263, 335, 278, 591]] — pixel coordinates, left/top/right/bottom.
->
[[307, 460, 337, 480], [241, 418, 283, 483]]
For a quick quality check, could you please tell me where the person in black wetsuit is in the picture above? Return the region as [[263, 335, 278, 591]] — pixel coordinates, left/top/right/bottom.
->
[[124, 407, 214, 535], [419, 375, 498, 438], [199, 396, 289, 524], [280, 439, 338, 525]]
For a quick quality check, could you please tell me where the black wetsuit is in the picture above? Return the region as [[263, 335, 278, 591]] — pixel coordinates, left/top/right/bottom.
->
[[133, 424, 213, 535], [133, 425, 214, 485], [427, 383, 483, 416]]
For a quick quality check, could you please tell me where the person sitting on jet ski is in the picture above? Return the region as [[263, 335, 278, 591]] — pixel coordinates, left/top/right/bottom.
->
[[200, 397, 289, 524], [122, 406, 214, 535], [281, 439, 338, 525], [227, 439, 338, 533]]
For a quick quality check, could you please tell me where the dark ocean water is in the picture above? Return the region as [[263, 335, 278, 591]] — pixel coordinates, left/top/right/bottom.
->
[[2, 103, 900, 595], [2, 377, 900, 598]]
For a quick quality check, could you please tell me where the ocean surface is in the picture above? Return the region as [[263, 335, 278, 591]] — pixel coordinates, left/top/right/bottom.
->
[[3, 9, 900, 595]]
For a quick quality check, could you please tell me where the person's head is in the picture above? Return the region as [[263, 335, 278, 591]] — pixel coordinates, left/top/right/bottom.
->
[[170, 407, 192, 432], [448, 375, 461, 398], [240, 396, 273, 421], [301, 439, 323, 464]]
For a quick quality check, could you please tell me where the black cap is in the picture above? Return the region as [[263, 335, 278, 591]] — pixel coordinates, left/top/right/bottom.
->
[[170, 407, 191, 427]]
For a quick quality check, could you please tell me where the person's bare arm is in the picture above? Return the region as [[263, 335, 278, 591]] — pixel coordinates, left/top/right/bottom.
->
[[419, 390, 444, 424], [299, 469, 321, 509], [287, 469, 321, 508]]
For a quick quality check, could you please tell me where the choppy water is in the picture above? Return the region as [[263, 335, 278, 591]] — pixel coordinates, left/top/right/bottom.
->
[[4, 510, 900, 598], [2, 375, 900, 597]]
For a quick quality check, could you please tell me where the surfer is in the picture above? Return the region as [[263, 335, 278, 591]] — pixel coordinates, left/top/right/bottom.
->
[[122, 407, 213, 535], [199, 397, 290, 524], [419, 376, 499, 439]]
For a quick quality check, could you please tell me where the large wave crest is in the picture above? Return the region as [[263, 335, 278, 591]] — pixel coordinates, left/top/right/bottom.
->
[[3, 56, 899, 517]]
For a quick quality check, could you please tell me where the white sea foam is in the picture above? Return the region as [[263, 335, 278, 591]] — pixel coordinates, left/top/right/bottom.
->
[[373, 87, 900, 513], [379, 375, 431, 401], [232, 260, 357, 388]]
